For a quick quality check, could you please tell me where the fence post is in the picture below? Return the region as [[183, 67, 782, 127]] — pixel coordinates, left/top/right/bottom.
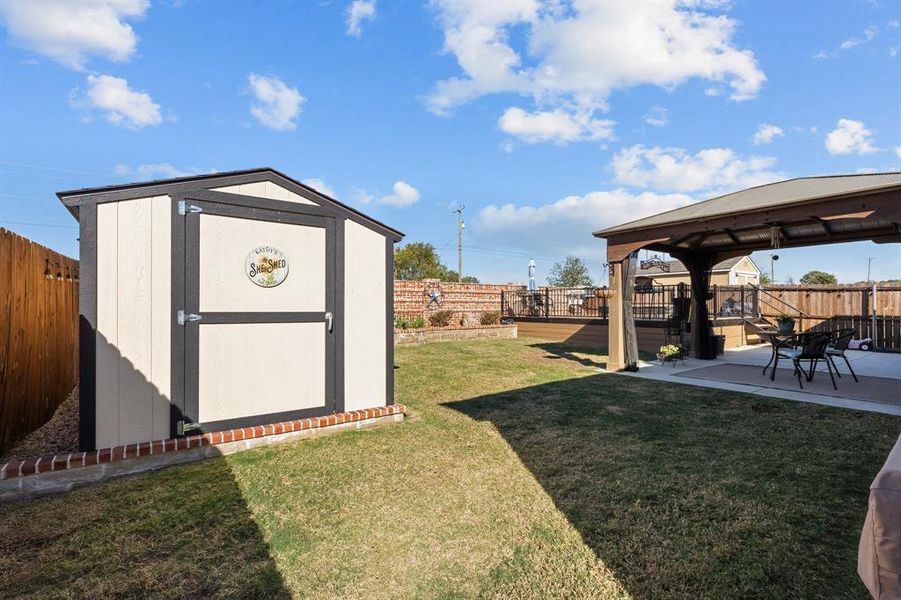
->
[[740, 285, 746, 318], [500, 289, 504, 316], [861, 287, 869, 341], [545, 287, 550, 319]]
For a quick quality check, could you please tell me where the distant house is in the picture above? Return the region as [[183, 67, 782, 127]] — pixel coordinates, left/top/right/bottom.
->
[[636, 256, 761, 287]]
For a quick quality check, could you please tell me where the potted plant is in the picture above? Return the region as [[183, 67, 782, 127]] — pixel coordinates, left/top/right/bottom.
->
[[657, 344, 683, 363], [776, 314, 795, 333]]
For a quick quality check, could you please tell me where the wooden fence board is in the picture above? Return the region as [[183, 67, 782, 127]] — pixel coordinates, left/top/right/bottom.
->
[[0, 229, 79, 450]]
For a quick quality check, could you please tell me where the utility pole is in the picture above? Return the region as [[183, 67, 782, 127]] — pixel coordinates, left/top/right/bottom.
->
[[454, 205, 465, 282], [866, 257, 875, 282]]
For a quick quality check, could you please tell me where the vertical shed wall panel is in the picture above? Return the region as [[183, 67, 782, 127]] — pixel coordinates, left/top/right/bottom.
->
[[344, 220, 387, 411], [95, 203, 119, 448], [95, 196, 171, 448], [150, 199, 172, 439]]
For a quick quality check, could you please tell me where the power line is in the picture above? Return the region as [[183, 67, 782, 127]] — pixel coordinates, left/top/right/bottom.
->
[[0, 220, 78, 229], [0, 160, 125, 179]]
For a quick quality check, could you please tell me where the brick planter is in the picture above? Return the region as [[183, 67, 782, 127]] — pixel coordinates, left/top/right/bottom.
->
[[394, 324, 517, 346], [1, 404, 405, 502]]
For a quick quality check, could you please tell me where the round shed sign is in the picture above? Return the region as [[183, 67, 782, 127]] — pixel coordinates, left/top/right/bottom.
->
[[245, 246, 289, 288]]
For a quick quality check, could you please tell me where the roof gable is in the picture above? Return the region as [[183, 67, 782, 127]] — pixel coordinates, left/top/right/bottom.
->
[[637, 256, 748, 276], [57, 168, 404, 240]]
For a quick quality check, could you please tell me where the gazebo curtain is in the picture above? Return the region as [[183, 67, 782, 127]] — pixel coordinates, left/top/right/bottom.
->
[[621, 252, 640, 370]]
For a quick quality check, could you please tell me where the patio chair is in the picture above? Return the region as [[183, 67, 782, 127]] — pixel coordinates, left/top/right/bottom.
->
[[826, 328, 859, 383], [790, 331, 837, 390]]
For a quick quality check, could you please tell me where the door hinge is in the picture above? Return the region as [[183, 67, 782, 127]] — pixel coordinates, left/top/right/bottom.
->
[[177, 200, 203, 215], [177, 309, 202, 325], [176, 420, 201, 436]]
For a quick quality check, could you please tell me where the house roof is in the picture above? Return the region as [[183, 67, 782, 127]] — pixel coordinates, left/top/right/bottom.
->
[[636, 256, 753, 276], [594, 172, 901, 237], [57, 167, 404, 240]]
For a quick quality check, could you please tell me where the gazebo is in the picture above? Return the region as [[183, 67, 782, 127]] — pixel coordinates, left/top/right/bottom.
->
[[594, 173, 901, 372]]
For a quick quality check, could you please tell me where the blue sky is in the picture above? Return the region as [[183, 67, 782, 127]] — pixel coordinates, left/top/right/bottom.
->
[[1, 0, 899, 285]]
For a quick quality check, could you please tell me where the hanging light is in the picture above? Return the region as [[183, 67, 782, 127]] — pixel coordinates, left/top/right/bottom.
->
[[44, 259, 53, 280], [56, 262, 63, 280]]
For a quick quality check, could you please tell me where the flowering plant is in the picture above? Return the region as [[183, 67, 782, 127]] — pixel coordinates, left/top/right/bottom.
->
[[659, 344, 682, 358]]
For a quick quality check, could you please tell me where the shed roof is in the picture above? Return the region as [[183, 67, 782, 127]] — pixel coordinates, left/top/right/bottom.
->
[[595, 172, 901, 237], [57, 167, 404, 240]]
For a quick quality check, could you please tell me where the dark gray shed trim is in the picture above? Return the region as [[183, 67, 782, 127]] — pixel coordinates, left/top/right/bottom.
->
[[56, 167, 404, 242]]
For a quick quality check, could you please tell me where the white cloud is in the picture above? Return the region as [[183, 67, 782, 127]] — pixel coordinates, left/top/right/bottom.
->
[[499, 140, 515, 153], [427, 0, 765, 124], [475, 188, 694, 260], [378, 181, 420, 207], [248, 74, 305, 131], [71, 74, 162, 129], [644, 106, 668, 127], [894, 146, 901, 159], [302, 178, 336, 198], [752, 123, 784, 145], [890, 45, 899, 58], [0, 0, 148, 70], [825, 118, 878, 155], [114, 163, 216, 180], [497, 107, 614, 144], [611, 144, 782, 194], [346, 0, 376, 37], [814, 26, 879, 58]]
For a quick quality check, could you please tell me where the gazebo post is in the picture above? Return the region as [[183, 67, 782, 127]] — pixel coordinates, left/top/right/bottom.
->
[[607, 253, 640, 372], [607, 261, 626, 372]]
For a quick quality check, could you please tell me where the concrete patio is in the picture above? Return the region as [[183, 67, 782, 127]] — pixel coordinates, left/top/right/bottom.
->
[[618, 344, 901, 416]]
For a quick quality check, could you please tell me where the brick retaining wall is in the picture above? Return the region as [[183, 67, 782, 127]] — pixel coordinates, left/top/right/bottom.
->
[[395, 324, 517, 346], [1, 404, 405, 502]]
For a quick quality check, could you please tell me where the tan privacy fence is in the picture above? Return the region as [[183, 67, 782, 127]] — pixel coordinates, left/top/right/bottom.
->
[[0, 229, 79, 450]]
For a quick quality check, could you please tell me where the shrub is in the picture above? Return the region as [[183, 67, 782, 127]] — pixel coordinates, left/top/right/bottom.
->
[[395, 315, 410, 329], [479, 311, 501, 325], [428, 310, 454, 327], [409, 316, 425, 329]]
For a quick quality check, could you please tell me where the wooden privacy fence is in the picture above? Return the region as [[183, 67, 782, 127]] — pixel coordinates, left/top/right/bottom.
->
[[760, 285, 901, 351], [0, 229, 79, 450]]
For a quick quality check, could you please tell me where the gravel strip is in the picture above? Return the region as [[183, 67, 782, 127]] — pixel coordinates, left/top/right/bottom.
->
[[1, 387, 79, 461]]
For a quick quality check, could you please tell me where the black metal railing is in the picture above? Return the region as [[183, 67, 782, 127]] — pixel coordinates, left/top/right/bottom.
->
[[750, 284, 809, 331], [502, 284, 760, 322]]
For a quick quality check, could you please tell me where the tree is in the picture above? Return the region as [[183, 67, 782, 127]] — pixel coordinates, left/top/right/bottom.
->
[[547, 255, 593, 287], [800, 270, 837, 285], [759, 272, 771, 285], [393, 242, 479, 283]]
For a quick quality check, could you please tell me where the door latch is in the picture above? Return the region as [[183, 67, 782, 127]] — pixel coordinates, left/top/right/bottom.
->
[[177, 309, 202, 325], [176, 420, 201, 436], [177, 200, 203, 215], [325, 311, 334, 332]]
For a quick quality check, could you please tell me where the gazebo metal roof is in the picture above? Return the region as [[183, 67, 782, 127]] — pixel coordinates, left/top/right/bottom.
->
[[595, 172, 901, 261]]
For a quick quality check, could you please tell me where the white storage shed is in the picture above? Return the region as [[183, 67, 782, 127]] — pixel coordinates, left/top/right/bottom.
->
[[58, 168, 403, 451]]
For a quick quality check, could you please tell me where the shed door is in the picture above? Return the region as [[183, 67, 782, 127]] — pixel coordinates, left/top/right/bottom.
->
[[177, 198, 337, 434]]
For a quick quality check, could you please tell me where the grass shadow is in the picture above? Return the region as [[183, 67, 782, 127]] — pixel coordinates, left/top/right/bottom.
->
[[445, 372, 896, 599], [530, 342, 656, 370], [0, 457, 290, 598]]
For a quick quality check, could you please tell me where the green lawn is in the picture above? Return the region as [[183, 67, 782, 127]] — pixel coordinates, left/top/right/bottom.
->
[[0, 338, 897, 599]]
